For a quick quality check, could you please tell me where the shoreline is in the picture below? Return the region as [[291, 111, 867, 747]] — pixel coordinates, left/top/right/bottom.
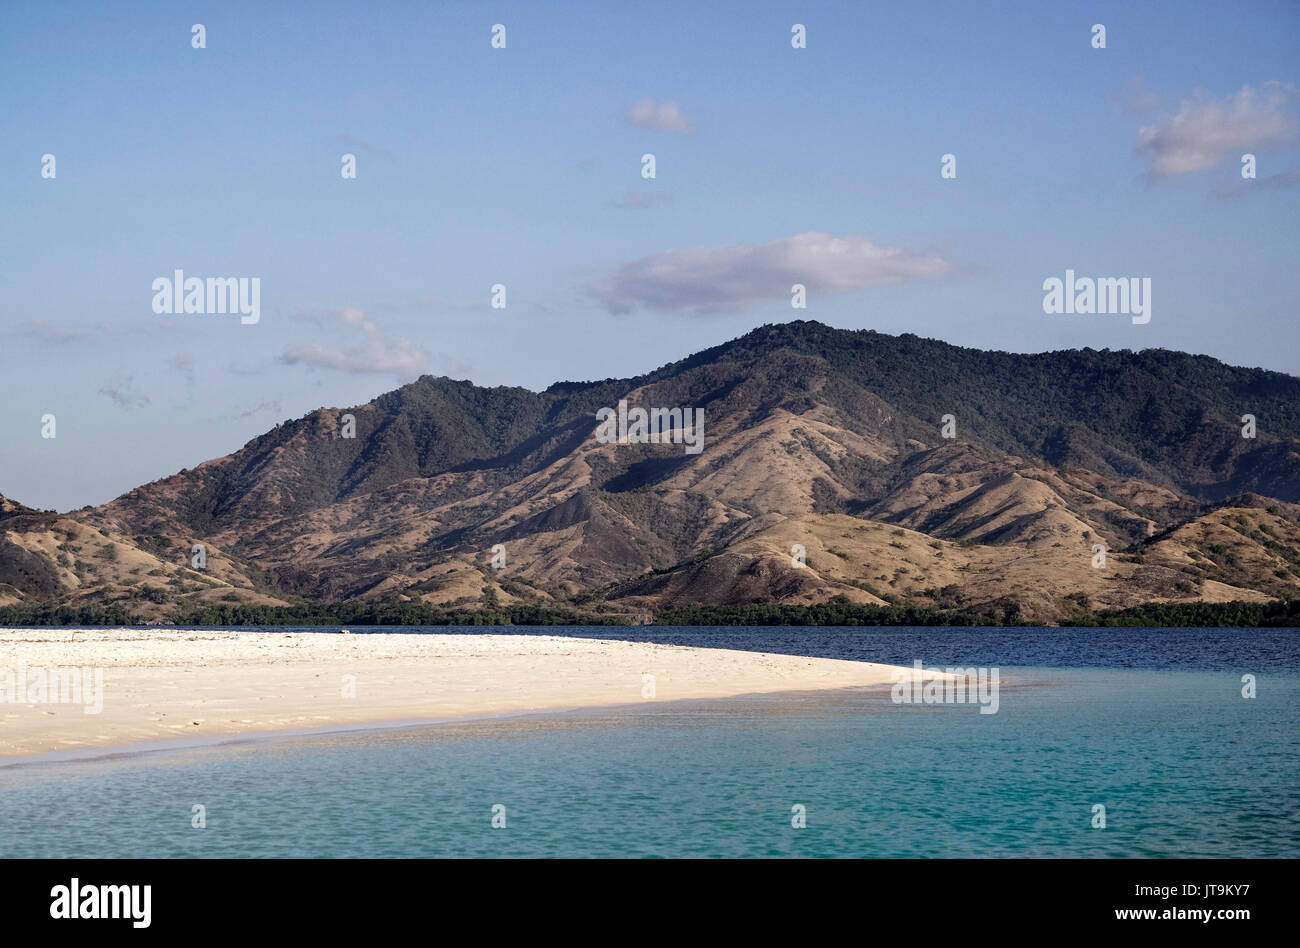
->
[[0, 628, 946, 761], [0, 685, 885, 770]]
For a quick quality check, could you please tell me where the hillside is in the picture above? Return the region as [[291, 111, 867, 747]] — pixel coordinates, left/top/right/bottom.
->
[[4, 321, 1299, 624]]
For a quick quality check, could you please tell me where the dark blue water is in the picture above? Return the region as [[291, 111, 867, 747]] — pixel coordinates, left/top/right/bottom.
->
[[1, 627, 1296, 858], [159, 623, 1300, 671]]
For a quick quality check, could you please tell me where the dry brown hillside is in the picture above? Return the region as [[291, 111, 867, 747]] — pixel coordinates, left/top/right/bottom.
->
[[4, 322, 1298, 624]]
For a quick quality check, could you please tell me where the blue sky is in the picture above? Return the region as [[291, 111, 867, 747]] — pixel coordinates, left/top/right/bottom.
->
[[2, 0, 1298, 511]]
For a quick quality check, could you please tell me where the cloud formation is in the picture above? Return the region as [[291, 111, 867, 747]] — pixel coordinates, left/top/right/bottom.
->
[[1214, 163, 1300, 199], [588, 232, 952, 314], [624, 98, 697, 133], [1259, 165, 1300, 189], [279, 307, 429, 375], [1136, 82, 1299, 178], [99, 375, 150, 410], [236, 399, 283, 419]]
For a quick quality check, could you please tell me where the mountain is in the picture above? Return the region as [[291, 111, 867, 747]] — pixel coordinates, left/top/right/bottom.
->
[[4, 321, 1299, 624]]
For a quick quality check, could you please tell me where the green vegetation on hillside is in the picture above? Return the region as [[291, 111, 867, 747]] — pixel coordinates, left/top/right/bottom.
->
[[0, 603, 141, 626], [1059, 598, 1300, 627], [652, 601, 1020, 626], [172, 602, 626, 626], [6, 597, 1294, 628]]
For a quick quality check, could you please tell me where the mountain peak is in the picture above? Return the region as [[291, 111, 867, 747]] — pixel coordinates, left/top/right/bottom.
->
[[5, 322, 1298, 623]]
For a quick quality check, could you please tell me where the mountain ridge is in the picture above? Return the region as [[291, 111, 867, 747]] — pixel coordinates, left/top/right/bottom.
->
[[4, 321, 1299, 624]]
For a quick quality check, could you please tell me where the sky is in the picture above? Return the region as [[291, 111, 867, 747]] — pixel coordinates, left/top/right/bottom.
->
[[1, 0, 1298, 512]]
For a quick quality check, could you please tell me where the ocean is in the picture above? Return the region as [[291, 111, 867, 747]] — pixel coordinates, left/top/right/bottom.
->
[[1, 626, 1296, 858]]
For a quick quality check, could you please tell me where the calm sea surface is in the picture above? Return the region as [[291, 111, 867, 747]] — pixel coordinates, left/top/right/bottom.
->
[[1, 626, 1296, 857]]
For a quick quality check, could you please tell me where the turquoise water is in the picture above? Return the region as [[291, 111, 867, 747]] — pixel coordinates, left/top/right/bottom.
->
[[1, 664, 1296, 857]]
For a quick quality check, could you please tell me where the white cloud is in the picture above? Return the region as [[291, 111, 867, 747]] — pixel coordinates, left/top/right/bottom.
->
[[1136, 82, 1299, 178], [279, 307, 430, 376], [624, 98, 697, 133], [588, 232, 952, 314]]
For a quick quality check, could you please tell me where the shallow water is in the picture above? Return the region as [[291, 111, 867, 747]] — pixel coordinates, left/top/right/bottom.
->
[[2, 624, 1297, 858]]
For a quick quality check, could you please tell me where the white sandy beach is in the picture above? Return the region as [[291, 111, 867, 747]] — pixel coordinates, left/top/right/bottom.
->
[[0, 628, 930, 759]]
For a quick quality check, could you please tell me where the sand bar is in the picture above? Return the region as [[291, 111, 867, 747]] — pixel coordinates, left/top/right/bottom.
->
[[0, 628, 930, 759]]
